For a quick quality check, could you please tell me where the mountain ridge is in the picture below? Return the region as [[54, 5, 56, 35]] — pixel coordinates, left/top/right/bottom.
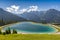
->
[[20, 9, 60, 23], [0, 8, 27, 26]]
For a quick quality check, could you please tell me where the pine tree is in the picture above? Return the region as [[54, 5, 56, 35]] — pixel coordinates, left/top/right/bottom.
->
[[5, 28, 11, 34], [0, 30, 2, 34], [12, 29, 17, 34]]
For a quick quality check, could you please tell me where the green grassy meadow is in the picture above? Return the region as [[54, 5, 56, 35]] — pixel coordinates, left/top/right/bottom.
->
[[0, 34, 60, 40]]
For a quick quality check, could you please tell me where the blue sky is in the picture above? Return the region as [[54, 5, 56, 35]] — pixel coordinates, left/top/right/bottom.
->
[[0, 0, 60, 13]]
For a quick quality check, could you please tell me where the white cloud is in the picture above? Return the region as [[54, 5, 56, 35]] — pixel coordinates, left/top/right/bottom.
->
[[15, 9, 27, 14], [6, 7, 13, 12], [6, 5, 40, 14], [6, 5, 20, 14], [20, 9, 27, 13], [11, 5, 19, 11], [27, 6, 39, 12]]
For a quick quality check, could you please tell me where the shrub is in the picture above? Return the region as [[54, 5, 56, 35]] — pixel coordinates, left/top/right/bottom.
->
[[5, 28, 11, 34], [0, 30, 2, 34], [2, 32, 6, 35], [12, 29, 17, 34]]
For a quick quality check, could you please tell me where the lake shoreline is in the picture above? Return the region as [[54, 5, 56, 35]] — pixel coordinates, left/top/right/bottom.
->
[[0, 21, 60, 34]]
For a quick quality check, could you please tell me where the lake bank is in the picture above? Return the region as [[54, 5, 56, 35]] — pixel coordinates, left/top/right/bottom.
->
[[0, 22, 58, 34]]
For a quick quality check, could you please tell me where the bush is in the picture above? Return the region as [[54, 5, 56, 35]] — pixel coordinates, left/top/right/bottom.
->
[[0, 30, 2, 34], [2, 32, 6, 35], [5, 28, 11, 34], [12, 29, 17, 34]]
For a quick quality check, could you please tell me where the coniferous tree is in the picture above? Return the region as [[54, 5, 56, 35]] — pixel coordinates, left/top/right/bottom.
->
[[2, 32, 6, 35], [12, 29, 17, 34], [0, 30, 2, 34], [5, 28, 11, 34]]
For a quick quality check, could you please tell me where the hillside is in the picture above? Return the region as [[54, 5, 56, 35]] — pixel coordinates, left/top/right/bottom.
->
[[20, 9, 60, 23], [0, 8, 27, 26]]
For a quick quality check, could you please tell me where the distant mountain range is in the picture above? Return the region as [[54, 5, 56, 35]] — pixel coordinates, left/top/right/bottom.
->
[[0, 8, 60, 26], [0, 8, 27, 26], [19, 11, 45, 22], [20, 9, 60, 23]]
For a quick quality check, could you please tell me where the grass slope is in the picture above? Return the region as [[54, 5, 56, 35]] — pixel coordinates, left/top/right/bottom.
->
[[0, 34, 60, 40]]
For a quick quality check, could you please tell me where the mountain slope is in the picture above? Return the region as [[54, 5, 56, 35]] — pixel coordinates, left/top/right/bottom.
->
[[42, 9, 60, 23], [20, 11, 45, 22], [20, 9, 60, 23], [0, 8, 27, 25]]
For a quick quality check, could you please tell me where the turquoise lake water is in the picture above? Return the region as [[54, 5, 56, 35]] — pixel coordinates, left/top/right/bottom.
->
[[2, 22, 57, 33]]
